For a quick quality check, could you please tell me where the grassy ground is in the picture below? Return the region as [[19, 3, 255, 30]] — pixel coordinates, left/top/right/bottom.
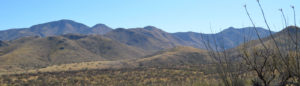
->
[[0, 67, 223, 86]]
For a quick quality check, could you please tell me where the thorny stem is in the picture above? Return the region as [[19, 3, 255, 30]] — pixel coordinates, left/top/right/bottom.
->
[[257, 1, 284, 62], [244, 5, 268, 50], [278, 9, 293, 77], [279, 9, 296, 44], [279, 9, 288, 27], [291, 5, 300, 77]]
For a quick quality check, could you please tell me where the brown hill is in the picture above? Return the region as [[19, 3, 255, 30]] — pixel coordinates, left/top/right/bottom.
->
[[133, 46, 211, 67], [226, 26, 300, 61], [0, 34, 145, 72], [238, 26, 300, 49], [15, 46, 212, 73]]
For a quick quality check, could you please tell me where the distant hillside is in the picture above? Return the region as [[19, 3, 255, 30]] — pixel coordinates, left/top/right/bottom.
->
[[241, 26, 300, 50], [0, 34, 145, 72], [105, 26, 273, 53], [172, 27, 273, 49], [224, 26, 300, 62], [104, 26, 184, 53], [0, 20, 112, 40]]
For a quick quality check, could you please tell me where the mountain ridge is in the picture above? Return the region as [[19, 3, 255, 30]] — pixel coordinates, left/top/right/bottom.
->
[[0, 19, 274, 50], [172, 27, 274, 49], [0, 19, 113, 40]]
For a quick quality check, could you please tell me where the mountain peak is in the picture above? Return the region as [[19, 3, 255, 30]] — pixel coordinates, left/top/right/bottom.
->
[[144, 26, 159, 30], [142, 26, 166, 33], [90, 24, 112, 35], [281, 26, 300, 33], [30, 19, 88, 29], [219, 27, 269, 34], [219, 27, 238, 34], [42, 19, 78, 25], [26, 19, 90, 37], [92, 24, 108, 27], [57, 19, 76, 22], [115, 28, 126, 31], [228, 27, 235, 29]]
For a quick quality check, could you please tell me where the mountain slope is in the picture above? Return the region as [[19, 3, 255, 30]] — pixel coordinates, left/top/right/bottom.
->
[[104, 26, 184, 53], [0, 41, 7, 47], [0, 34, 145, 72], [0, 20, 113, 40], [225, 26, 300, 61], [133, 46, 211, 67], [105, 26, 273, 53], [172, 27, 273, 49], [28, 19, 90, 36], [90, 24, 113, 35], [242, 26, 300, 49], [0, 28, 36, 40], [24, 46, 212, 73]]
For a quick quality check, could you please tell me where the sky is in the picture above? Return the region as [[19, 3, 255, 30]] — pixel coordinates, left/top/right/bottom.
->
[[0, 0, 299, 33]]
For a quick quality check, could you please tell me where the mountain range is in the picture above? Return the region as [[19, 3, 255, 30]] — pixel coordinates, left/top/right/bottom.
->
[[0, 19, 273, 50], [0, 19, 278, 73], [0, 20, 112, 40]]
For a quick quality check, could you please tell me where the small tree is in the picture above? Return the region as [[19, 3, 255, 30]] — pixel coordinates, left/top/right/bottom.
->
[[243, 0, 299, 85]]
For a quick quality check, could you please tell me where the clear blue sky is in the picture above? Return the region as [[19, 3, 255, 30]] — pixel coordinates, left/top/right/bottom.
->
[[0, 0, 299, 33]]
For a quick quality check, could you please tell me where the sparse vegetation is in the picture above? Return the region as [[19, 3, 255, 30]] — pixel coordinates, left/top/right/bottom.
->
[[0, 68, 225, 86], [0, 0, 298, 86]]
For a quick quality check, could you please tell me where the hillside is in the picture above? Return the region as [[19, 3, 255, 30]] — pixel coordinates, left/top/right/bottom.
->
[[105, 26, 272, 53], [90, 24, 113, 35], [237, 26, 300, 50], [0, 46, 218, 86], [133, 46, 211, 67], [104, 26, 184, 53], [172, 27, 273, 49], [0, 41, 7, 47], [0, 46, 212, 74], [0, 34, 145, 72], [0, 19, 277, 74], [224, 26, 300, 62]]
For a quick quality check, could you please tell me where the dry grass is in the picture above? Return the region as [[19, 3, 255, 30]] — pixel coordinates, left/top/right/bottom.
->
[[0, 68, 224, 86]]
